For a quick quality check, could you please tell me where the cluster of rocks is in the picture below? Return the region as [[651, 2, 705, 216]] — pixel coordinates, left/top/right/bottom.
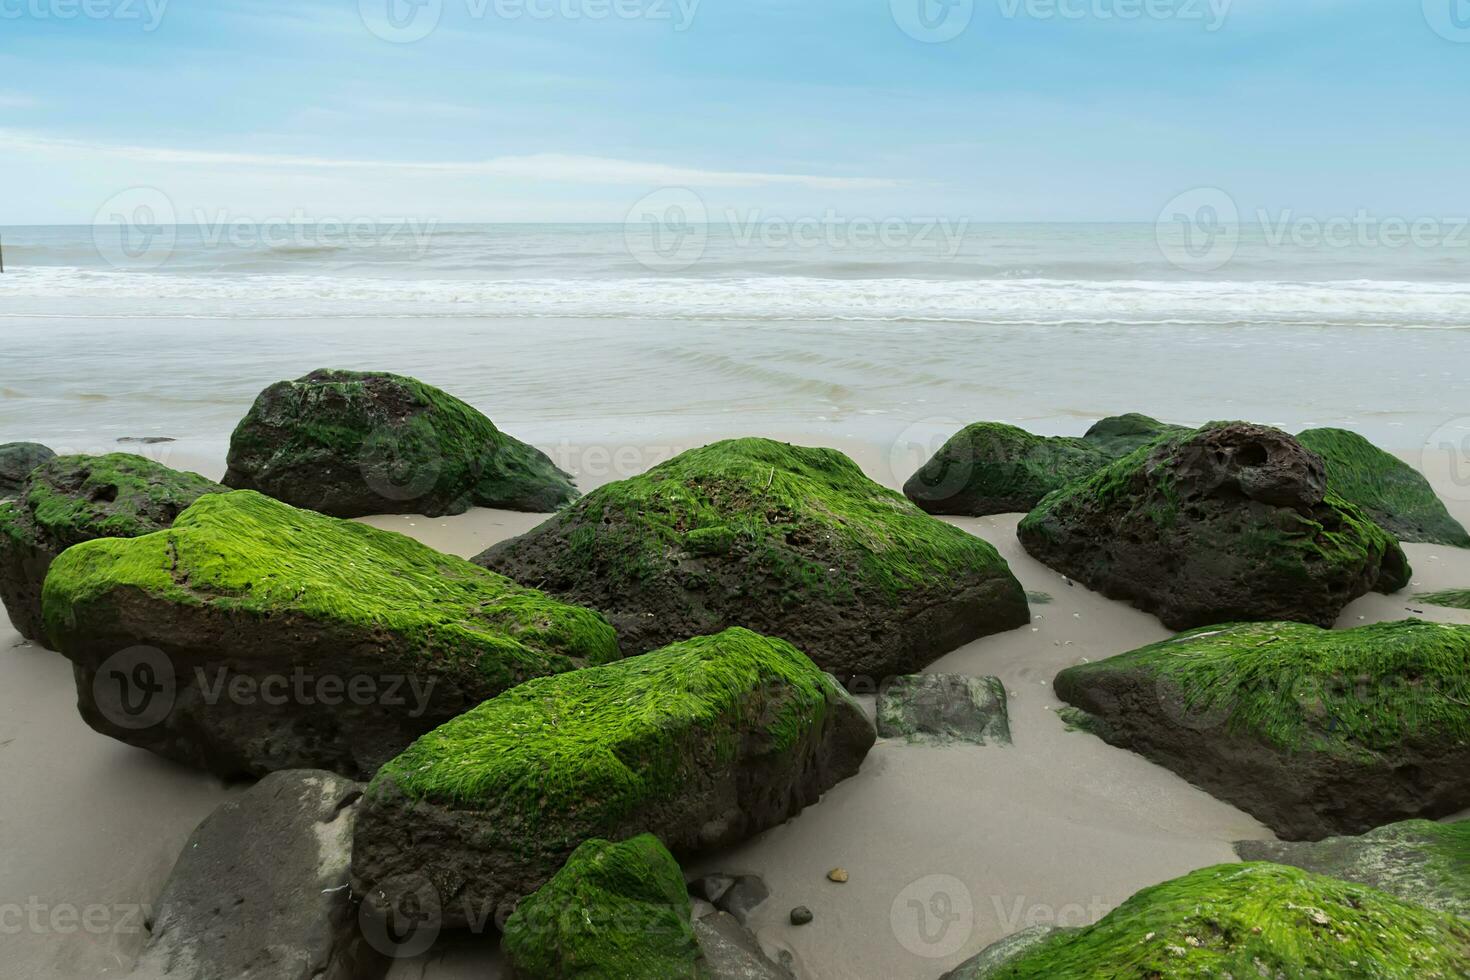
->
[[8, 390, 1470, 979]]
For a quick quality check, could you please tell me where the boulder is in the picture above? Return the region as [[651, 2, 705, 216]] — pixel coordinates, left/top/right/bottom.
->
[[43, 490, 618, 779], [939, 926, 1061, 980], [1297, 427, 1470, 547], [0, 441, 54, 497], [904, 415, 1184, 517], [688, 873, 770, 927], [694, 912, 795, 980], [130, 770, 385, 980], [351, 628, 875, 928], [1235, 819, 1470, 918], [0, 453, 222, 644], [1018, 422, 1411, 630], [876, 674, 1010, 745], [501, 834, 702, 979], [938, 863, 1470, 978], [223, 369, 576, 518], [1054, 620, 1470, 840], [477, 438, 1029, 679]]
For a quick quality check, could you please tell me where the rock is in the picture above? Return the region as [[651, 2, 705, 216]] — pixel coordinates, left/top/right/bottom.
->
[[352, 628, 875, 928], [116, 436, 177, 445], [788, 907, 813, 926], [501, 834, 702, 979], [477, 438, 1029, 680], [1297, 427, 1470, 547], [903, 415, 1185, 517], [1234, 819, 1470, 918], [939, 925, 1063, 979], [827, 867, 848, 883], [939, 863, 1470, 977], [44, 490, 618, 779], [0, 453, 222, 645], [1018, 422, 1411, 630], [223, 369, 576, 518], [0, 441, 54, 497], [694, 911, 795, 980], [1054, 620, 1470, 840], [876, 674, 1010, 745], [689, 873, 770, 926], [130, 770, 386, 980]]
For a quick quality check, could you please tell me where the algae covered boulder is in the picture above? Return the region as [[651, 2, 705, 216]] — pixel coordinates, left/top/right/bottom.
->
[[1297, 426, 1470, 547], [1018, 422, 1410, 630], [1236, 819, 1470, 919], [351, 628, 875, 927], [477, 438, 1029, 679], [943, 862, 1470, 979], [223, 369, 577, 518], [43, 490, 618, 778], [903, 414, 1185, 517], [502, 834, 701, 979], [0, 453, 222, 644], [0, 441, 55, 497], [1054, 619, 1470, 840], [876, 673, 1010, 745]]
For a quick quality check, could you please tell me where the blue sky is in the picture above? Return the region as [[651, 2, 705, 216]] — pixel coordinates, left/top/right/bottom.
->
[[2, 0, 1468, 223]]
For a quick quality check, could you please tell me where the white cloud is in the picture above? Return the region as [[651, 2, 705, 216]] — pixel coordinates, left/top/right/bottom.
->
[[0, 129, 900, 191]]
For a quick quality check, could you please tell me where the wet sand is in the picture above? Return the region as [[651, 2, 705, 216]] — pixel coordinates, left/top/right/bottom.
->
[[2, 440, 1468, 979]]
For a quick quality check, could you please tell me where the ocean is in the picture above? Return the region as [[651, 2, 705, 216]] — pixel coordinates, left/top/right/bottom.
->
[[2, 222, 1467, 485]]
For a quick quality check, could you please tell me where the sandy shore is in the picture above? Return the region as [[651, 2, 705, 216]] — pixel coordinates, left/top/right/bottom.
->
[[3, 438, 1468, 979]]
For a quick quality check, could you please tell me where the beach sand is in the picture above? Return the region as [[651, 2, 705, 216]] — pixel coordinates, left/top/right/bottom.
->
[[3, 440, 1468, 979]]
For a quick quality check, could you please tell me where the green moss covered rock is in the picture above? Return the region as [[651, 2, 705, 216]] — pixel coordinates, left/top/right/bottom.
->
[[477, 438, 1028, 679], [1298, 427, 1469, 547], [944, 863, 1470, 979], [502, 834, 701, 979], [1237, 819, 1470, 919], [1019, 422, 1410, 630], [0, 453, 222, 644], [903, 415, 1184, 517], [223, 369, 577, 518], [351, 628, 875, 927], [0, 441, 54, 498], [1054, 619, 1470, 840], [43, 490, 618, 778]]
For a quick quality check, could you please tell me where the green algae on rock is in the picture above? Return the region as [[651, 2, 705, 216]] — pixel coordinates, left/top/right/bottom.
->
[[0, 453, 222, 645], [351, 628, 875, 927], [502, 834, 701, 979], [1419, 589, 1470, 610], [1297, 427, 1470, 547], [1236, 819, 1470, 919], [903, 414, 1185, 517], [943, 862, 1470, 979], [1054, 619, 1470, 840], [223, 368, 577, 518], [477, 438, 1029, 678], [43, 490, 618, 778], [876, 674, 1010, 745], [1019, 422, 1410, 630], [0, 441, 55, 498]]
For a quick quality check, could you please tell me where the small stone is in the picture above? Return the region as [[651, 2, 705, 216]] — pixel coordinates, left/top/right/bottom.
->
[[789, 906, 813, 926], [827, 868, 848, 883]]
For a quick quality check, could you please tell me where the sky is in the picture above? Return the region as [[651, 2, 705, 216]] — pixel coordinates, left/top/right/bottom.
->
[[2, 0, 1468, 224]]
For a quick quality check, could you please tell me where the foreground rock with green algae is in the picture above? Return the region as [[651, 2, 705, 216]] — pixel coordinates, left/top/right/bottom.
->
[[351, 628, 875, 928], [1018, 422, 1411, 630], [0, 441, 54, 497], [501, 834, 702, 979], [0, 453, 222, 645], [1297, 426, 1470, 547], [1053, 620, 1470, 840], [940, 863, 1470, 979], [43, 490, 618, 779], [1236, 819, 1470, 919], [223, 368, 577, 518], [904, 414, 1183, 516], [477, 438, 1029, 679]]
